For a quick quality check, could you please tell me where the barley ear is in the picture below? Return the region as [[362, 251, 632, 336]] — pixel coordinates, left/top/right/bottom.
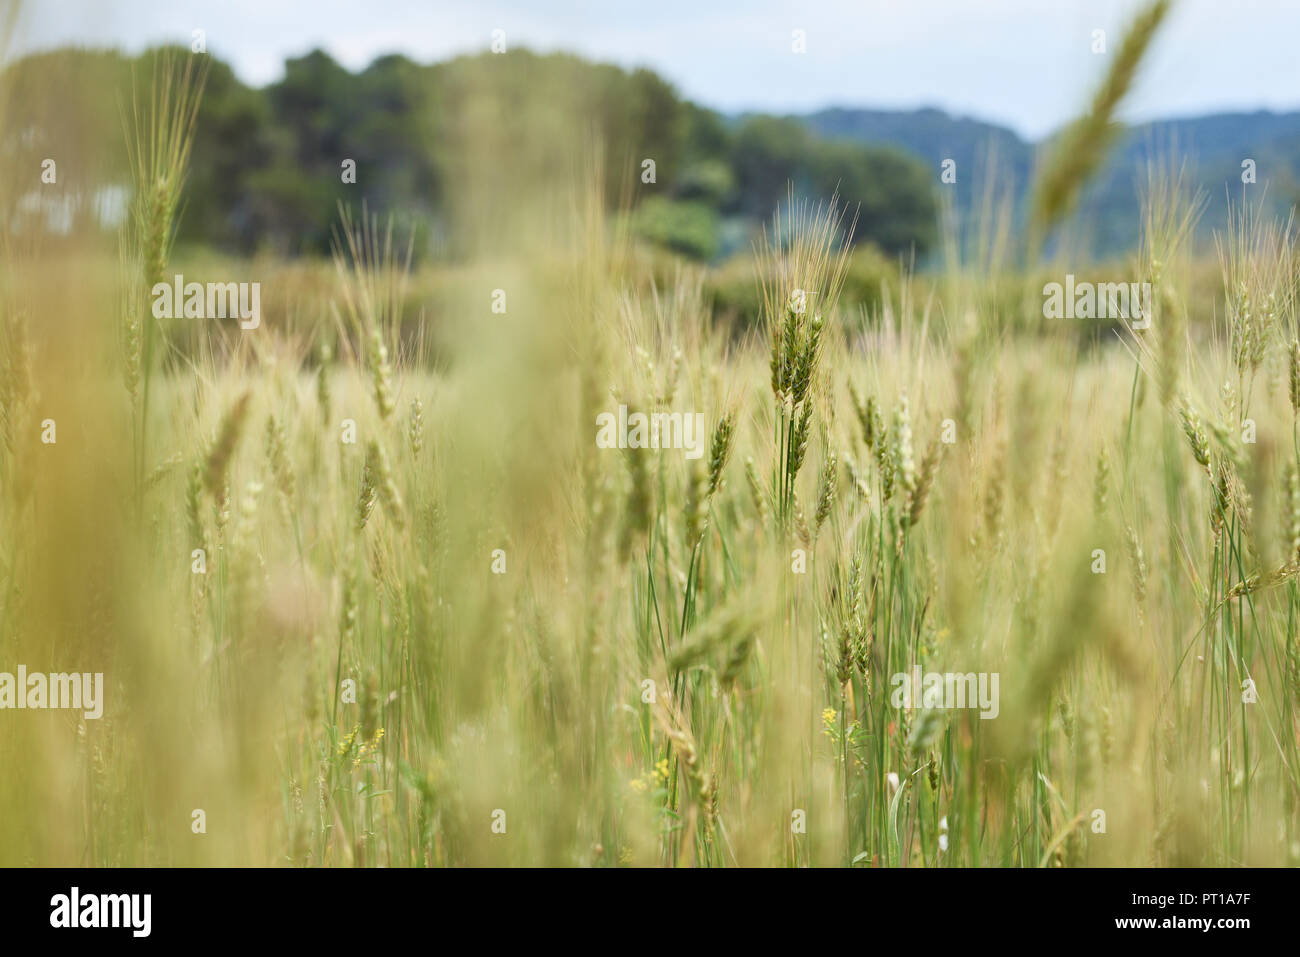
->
[[203, 391, 252, 498], [1027, 0, 1171, 252]]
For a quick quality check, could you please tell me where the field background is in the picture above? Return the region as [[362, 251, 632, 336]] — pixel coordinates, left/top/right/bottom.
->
[[2, 0, 1299, 866]]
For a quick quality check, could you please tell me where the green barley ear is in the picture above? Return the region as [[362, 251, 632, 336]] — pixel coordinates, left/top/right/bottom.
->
[[359, 673, 380, 739], [905, 438, 944, 531], [356, 450, 378, 532], [788, 402, 813, 482], [769, 307, 788, 402], [203, 391, 252, 498], [1210, 461, 1231, 535], [1287, 631, 1300, 714], [846, 554, 863, 619], [143, 452, 181, 490], [983, 443, 1006, 544], [660, 346, 683, 407], [1027, 0, 1170, 252], [119, 244, 143, 406], [662, 719, 711, 808], [669, 592, 763, 682], [122, 52, 208, 495], [844, 453, 871, 502], [706, 412, 736, 497], [719, 630, 758, 688], [124, 51, 208, 291], [814, 447, 837, 534], [847, 382, 868, 443], [1125, 525, 1148, 611], [1177, 396, 1211, 474], [1286, 463, 1300, 562], [854, 623, 874, 680], [849, 385, 880, 451], [892, 393, 916, 496], [615, 394, 651, 558], [790, 312, 824, 408], [908, 708, 946, 757], [858, 574, 879, 676], [875, 427, 897, 503], [1093, 447, 1110, 517], [1220, 376, 1236, 429], [1227, 560, 1300, 600], [265, 415, 298, 515], [1289, 341, 1300, 416], [185, 461, 205, 550], [744, 456, 769, 524], [792, 492, 811, 549], [332, 205, 411, 422], [367, 440, 406, 530], [837, 556, 865, 686], [832, 621, 853, 687], [758, 189, 857, 528], [316, 342, 333, 423], [1136, 163, 1204, 408], [337, 567, 359, 709], [214, 482, 232, 538], [368, 328, 397, 421], [0, 309, 32, 457], [620, 442, 652, 561], [1154, 281, 1182, 406], [409, 397, 425, 458], [865, 396, 882, 452], [684, 459, 708, 549]]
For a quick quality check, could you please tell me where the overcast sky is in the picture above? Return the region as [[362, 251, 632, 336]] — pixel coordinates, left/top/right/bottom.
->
[[9, 0, 1300, 140]]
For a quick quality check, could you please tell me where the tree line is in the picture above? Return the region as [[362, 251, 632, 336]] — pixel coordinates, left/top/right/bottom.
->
[[2, 46, 938, 262]]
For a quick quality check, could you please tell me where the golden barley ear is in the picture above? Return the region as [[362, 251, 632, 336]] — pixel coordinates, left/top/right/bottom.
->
[[367, 439, 406, 530], [203, 391, 252, 498], [120, 48, 209, 500], [122, 48, 209, 292], [1027, 0, 1171, 256], [331, 203, 411, 421]]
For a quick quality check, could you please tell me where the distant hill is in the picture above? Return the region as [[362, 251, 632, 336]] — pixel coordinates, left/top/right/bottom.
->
[[802, 107, 1033, 192], [801, 106, 1300, 257], [6, 43, 1296, 263]]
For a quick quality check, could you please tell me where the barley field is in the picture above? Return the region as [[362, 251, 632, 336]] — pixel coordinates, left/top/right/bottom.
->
[[1, 1, 1299, 869]]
